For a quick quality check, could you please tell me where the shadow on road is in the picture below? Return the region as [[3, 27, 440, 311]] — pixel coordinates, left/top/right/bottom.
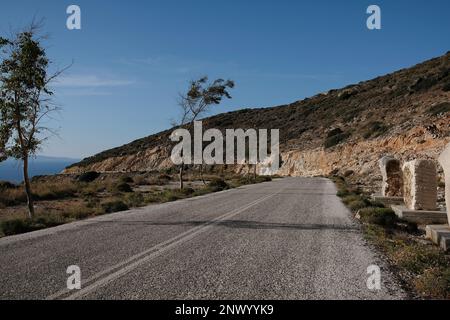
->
[[93, 219, 359, 232]]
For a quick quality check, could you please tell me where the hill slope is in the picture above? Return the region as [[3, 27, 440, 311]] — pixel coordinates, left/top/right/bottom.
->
[[65, 52, 450, 187]]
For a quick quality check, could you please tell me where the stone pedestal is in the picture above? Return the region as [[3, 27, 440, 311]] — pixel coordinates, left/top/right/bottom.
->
[[402, 160, 437, 211], [438, 143, 450, 224], [379, 156, 403, 197], [426, 225, 450, 252], [391, 205, 448, 225]]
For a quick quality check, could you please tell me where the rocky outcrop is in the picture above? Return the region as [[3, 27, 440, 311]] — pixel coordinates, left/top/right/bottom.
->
[[64, 146, 172, 173], [278, 117, 449, 182]]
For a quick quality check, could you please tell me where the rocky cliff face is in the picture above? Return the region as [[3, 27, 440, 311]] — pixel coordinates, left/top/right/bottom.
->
[[65, 52, 450, 188], [279, 116, 449, 184]]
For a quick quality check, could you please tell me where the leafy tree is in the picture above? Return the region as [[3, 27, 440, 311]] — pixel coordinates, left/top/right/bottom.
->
[[0, 24, 66, 218], [173, 76, 234, 189]]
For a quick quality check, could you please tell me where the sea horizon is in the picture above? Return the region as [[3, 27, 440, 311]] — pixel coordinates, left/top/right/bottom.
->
[[0, 156, 80, 183]]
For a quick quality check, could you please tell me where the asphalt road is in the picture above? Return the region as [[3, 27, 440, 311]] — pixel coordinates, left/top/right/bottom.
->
[[0, 177, 406, 300]]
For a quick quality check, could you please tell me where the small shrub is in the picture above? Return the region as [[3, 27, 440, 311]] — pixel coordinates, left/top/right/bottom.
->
[[359, 207, 398, 227], [363, 121, 388, 139], [77, 171, 100, 183], [327, 128, 343, 138], [428, 102, 450, 116], [101, 200, 129, 213], [120, 176, 134, 183], [343, 170, 354, 177], [348, 200, 370, 211], [0, 181, 17, 190], [193, 188, 211, 197], [115, 183, 133, 193], [254, 176, 272, 183], [179, 187, 195, 196], [124, 193, 145, 207], [368, 200, 386, 208], [1, 219, 35, 236], [207, 178, 229, 191], [0, 215, 65, 236], [162, 190, 182, 202], [133, 175, 149, 185], [324, 132, 350, 149], [336, 189, 351, 198]]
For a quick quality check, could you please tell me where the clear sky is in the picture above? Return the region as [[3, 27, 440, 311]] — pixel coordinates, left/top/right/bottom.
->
[[1, 0, 449, 159]]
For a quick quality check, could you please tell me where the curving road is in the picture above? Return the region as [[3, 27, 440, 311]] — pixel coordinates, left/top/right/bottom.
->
[[0, 177, 406, 300]]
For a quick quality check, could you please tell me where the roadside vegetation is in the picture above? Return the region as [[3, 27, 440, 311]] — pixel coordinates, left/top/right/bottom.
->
[[0, 171, 273, 238], [332, 176, 450, 299]]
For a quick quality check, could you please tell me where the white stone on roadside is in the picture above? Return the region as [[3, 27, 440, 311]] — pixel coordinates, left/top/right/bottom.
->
[[438, 143, 450, 224], [402, 160, 437, 211]]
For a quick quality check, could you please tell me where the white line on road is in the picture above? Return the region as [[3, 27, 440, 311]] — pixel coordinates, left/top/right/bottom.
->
[[46, 190, 281, 300]]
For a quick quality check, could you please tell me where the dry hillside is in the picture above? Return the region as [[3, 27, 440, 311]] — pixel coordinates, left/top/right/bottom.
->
[[65, 52, 450, 190]]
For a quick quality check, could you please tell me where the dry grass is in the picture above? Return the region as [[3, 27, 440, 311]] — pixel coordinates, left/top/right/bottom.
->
[[0, 172, 275, 238], [333, 176, 450, 299]]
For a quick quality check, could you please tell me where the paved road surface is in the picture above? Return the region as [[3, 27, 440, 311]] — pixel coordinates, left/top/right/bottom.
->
[[0, 177, 406, 300]]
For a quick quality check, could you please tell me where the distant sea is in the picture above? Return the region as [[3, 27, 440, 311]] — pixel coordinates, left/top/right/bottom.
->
[[0, 156, 80, 183]]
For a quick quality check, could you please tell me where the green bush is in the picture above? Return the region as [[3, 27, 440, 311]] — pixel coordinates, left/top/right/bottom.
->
[[324, 132, 350, 149], [115, 183, 133, 193], [0, 215, 65, 236], [77, 171, 100, 183], [207, 178, 229, 191], [101, 200, 129, 213], [348, 200, 370, 211], [342, 194, 372, 211], [1, 219, 35, 236], [363, 121, 388, 139], [124, 193, 145, 207], [336, 189, 351, 198], [359, 207, 398, 227], [254, 176, 272, 183]]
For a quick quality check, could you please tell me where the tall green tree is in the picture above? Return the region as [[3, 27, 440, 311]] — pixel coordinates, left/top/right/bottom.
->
[[173, 76, 234, 189], [0, 25, 65, 218]]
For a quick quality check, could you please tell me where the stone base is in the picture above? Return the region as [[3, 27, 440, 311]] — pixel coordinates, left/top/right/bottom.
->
[[425, 225, 450, 252], [371, 194, 404, 206], [391, 205, 448, 225]]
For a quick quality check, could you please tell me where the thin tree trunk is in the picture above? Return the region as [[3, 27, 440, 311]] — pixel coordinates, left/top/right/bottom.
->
[[200, 163, 206, 185], [254, 164, 257, 181], [179, 165, 184, 190], [23, 155, 35, 219]]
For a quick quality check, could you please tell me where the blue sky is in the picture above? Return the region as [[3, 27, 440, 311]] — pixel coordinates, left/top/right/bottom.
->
[[0, 0, 449, 159]]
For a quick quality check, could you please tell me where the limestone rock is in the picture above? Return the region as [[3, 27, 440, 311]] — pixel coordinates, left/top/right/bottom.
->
[[402, 160, 437, 211], [438, 143, 450, 224]]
